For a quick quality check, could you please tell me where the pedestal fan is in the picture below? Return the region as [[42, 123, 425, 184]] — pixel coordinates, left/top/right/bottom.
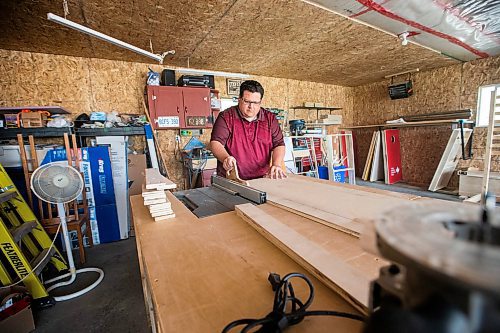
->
[[31, 162, 104, 301]]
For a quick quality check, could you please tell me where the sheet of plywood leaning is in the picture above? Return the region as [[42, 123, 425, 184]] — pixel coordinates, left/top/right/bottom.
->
[[369, 131, 384, 182], [429, 128, 472, 191], [131, 193, 364, 333], [237, 203, 387, 315], [248, 175, 426, 237], [382, 129, 403, 184]]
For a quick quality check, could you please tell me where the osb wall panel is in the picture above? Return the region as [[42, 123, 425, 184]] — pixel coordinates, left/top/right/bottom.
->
[[1, 0, 458, 86], [352, 56, 500, 189], [0, 49, 350, 189]]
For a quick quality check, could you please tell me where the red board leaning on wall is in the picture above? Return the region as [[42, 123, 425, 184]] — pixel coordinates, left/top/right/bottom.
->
[[383, 129, 403, 184]]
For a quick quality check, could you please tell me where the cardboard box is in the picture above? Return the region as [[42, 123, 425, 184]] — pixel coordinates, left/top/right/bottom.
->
[[192, 157, 217, 170], [128, 154, 147, 196], [0, 287, 34, 333], [21, 112, 48, 128], [458, 169, 500, 197], [96, 136, 130, 240], [81, 146, 121, 244], [0, 145, 57, 170], [0, 305, 34, 333], [303, 102, 315, 107]]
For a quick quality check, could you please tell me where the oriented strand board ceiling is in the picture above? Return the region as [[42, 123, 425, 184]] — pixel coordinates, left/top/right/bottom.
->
[[0, 0, 459, 86]]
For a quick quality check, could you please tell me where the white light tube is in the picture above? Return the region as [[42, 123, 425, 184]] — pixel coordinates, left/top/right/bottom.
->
[[384, 68, 420, 79], [47, 13, 174, 63]]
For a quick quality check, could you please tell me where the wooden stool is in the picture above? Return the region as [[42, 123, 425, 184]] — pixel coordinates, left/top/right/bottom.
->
[[41, 202, 93, 265]]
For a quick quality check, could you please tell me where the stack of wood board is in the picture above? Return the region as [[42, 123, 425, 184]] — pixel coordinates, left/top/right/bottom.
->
[[142, 187, 175, 221], [142, 168, 176, 221]]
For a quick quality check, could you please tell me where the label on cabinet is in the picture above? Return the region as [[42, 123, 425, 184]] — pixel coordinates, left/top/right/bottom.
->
[[156, 116, 180, 128], [186, 116, 207, 127]]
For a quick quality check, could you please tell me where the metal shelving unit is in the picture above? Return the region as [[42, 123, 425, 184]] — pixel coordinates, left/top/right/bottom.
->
[[75, 127, 145, 137], [0, 127, 73, 139]]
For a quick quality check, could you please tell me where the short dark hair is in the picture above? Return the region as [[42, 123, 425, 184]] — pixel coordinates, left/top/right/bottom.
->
[[239, 80, 264, 99]]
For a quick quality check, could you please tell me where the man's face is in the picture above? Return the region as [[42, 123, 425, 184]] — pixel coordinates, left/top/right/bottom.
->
[[238, 90, 262, 119]]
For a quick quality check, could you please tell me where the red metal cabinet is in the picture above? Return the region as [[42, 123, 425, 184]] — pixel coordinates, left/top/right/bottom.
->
[[147, 86, 211, 129]]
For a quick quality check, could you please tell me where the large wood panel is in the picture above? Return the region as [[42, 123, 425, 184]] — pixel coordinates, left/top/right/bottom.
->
[[237, 203, 386, 314], [248, 175, 429, 236], [131, 193, 363, 332]]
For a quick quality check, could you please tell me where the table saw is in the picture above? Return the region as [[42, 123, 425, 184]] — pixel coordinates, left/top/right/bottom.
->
[[174, 175, 266, 217]]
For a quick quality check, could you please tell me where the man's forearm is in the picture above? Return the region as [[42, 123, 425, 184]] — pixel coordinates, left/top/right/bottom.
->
[[271, 145, 285, 166], [210, 140, 230, 162]]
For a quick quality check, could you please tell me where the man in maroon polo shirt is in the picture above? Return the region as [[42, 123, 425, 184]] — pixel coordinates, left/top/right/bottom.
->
[[210, 80, 286, 180]]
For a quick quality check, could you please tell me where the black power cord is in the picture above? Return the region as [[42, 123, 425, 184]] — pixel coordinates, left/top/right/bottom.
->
[[222, 272, 365, 333]]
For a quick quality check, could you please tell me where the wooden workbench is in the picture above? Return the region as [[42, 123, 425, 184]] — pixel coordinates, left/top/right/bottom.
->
[[131, 193, 364, 333]]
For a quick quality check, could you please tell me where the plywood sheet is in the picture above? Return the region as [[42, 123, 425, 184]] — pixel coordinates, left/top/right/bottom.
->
[[131, 193, 363, 332], [382, 129, 403, 184], [0, 0, 457, 86], [369, 131, 384, 182], [429, 128, 472, 191], [237, 203, 385, 314], [248, 175, 427, 236]]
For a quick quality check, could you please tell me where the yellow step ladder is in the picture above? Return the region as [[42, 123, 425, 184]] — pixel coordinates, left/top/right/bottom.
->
[[0, 163, 68, 308]]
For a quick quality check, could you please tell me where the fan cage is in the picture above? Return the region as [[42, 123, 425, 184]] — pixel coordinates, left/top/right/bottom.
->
[[31, 163, 84, 204]]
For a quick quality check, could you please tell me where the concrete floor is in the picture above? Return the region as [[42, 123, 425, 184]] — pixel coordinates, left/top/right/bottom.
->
[[33, 237, 150, 333]]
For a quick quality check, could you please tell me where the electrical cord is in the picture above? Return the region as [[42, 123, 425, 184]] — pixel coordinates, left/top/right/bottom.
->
[[221, 272, 365, 333]]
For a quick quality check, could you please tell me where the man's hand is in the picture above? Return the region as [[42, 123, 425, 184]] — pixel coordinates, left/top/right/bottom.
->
[[223, 156, 236, 171], [267, 165, 287, 179]]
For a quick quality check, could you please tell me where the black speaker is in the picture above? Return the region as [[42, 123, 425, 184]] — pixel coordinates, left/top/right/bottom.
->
[[206, 75, 215, 89], [177, 75, 209, 87], [161, 69, 176, 86]]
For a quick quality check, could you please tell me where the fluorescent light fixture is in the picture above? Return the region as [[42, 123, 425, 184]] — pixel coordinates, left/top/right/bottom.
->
[[176, 67, 250, 79], [47, 13, 174, 63]]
